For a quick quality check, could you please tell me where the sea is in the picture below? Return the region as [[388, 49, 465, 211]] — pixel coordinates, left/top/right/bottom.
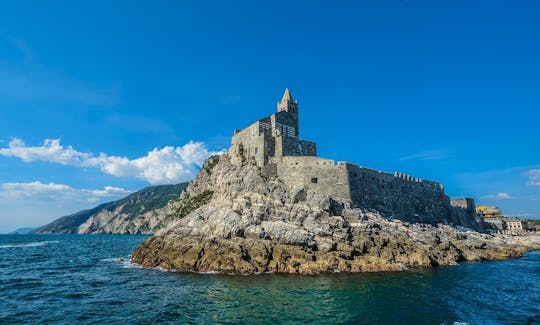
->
[[0, 235, 539, 324]]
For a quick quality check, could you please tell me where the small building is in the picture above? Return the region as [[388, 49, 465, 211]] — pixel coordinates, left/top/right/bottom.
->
[[504, 218, 525, 232], [531, 221, 540, 233], [476, 206, 504, 234], [476, 206, 502, 218], [484, 218, 504, 233]]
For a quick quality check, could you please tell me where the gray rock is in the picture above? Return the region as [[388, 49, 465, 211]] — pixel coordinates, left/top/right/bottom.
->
[[132, 155, 540, 274]]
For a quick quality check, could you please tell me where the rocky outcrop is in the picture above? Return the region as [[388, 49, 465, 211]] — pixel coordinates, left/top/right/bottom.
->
[[132, 155, 540, 274], [37, 183, 188, 234]]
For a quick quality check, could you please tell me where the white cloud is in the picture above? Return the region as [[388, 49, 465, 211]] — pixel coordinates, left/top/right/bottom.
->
[[0, 138, 93, 165], [399, 150, 452, 161], [0, 181, 130, 203], [481, 192, 514, 201], [527, 169, 540, 186], [0, 182, 133, 232], [0, 138, 222, 184]]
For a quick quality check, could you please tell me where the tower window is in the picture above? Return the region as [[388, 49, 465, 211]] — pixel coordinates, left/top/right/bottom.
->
[[311, 178, 318, 184]]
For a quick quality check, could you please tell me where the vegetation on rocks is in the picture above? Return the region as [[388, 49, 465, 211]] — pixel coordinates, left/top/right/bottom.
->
[[158, 190, 214, 228], [203, 155, 220, 174]]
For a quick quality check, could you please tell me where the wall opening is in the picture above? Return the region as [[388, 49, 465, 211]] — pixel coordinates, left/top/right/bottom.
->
[[311, 178, 318, 184]]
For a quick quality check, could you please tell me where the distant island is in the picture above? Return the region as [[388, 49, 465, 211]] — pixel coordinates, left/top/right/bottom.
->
[[9, 227, 39, 235], [130, 89, 540, 274]]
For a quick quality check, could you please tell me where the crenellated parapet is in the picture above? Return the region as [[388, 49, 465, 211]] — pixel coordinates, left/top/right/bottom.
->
[[275, 156, 451, 223]]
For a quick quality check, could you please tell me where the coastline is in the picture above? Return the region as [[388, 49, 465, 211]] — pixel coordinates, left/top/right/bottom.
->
[[131, 226, 540, 275]]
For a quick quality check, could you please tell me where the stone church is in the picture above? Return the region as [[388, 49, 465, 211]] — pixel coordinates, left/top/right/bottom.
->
[[231, 88, 317, 166], [229, 88, 483, 228]]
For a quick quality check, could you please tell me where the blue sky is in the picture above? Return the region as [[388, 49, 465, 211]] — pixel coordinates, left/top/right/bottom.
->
[[1, 1, 539, 232]]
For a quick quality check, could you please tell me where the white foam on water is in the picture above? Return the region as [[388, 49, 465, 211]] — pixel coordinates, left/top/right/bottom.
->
[[100, 257, 124, 263], [122, 260, 142, 269], [150, 266, 183, 273], [195, 270, 219, 275], [398, 263, 409, 271], [100, 256, 143, 269], [0, 240, 60, 248]]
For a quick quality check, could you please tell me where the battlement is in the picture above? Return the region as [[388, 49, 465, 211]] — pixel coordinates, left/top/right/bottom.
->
[[275, 155, 446, 218]]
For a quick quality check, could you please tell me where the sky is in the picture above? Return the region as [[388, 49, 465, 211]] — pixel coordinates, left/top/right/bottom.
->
[[0, 0, 539, 233]]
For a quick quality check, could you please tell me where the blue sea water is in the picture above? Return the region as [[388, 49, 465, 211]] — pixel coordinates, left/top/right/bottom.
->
[[0, 235, 539, 324]]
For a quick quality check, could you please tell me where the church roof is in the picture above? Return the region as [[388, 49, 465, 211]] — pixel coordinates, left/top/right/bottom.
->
[[280, 88, 293, 103]]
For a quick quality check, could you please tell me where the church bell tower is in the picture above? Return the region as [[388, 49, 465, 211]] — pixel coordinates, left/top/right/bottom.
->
[[277, 88, 298, 117]]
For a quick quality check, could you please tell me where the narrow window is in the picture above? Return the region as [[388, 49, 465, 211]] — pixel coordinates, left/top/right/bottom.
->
[[311, 178, 318, 184]]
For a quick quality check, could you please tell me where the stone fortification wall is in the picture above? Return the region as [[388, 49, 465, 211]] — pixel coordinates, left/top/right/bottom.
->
[[276, 156, 350, 201], [450, 198, 484, 229], [275, 136, 317, 158], [277, 156, 459, 224], [451, 198, 476, 212], [344, 164, 450, 223]]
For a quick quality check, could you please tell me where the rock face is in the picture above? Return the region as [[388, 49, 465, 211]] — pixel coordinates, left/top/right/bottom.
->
[[132, 155, 540, 274], [37, 183, 188, 234]]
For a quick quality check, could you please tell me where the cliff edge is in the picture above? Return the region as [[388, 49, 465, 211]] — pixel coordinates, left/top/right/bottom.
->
[[131, 155, 540, 274]]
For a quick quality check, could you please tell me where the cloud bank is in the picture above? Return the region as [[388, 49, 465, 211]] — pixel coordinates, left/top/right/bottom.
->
[[481, 192, 514, 201], [0, 138, 221, 184], [0, 181, 130, 204]]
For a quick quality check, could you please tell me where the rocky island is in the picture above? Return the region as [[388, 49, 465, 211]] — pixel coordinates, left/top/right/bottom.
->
[[132, 89, 540, 274]]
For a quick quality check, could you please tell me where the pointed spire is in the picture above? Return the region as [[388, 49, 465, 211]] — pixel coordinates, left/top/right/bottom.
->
[[280, 88, 293, 103]]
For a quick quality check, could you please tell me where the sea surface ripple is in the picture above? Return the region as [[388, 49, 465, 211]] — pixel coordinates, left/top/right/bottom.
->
[[0, 234, 539, 324]]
